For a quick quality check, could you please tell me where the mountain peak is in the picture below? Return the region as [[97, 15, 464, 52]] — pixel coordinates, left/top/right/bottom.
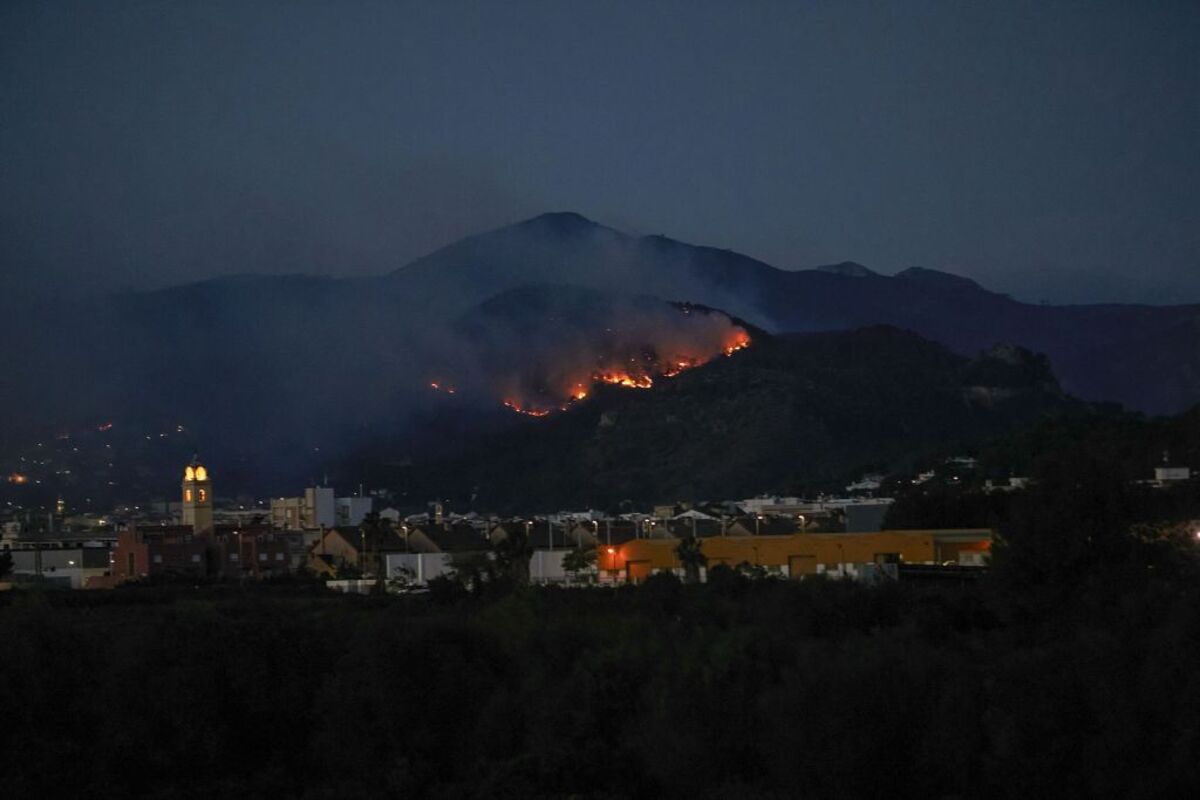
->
[[515, 211, 602, 235]]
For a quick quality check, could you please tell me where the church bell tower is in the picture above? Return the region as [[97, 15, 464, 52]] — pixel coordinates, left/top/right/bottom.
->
[[181, 457, 214, 533]]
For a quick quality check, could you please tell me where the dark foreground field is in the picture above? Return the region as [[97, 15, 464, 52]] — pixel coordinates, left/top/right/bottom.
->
[[4, 566, 1199, 800]]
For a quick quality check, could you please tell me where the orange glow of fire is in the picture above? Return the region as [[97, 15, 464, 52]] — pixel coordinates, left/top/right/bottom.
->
[[503, 400, 552, 417], [595, 371, 654, 389], [427, 324, 754, 418], [723, 329, 751, 356], [8, 473, 29, 485], [495, 326, 752, 417]]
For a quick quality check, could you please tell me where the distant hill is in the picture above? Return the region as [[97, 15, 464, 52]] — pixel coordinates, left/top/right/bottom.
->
[[384, 212, 1200, 414], [367, 326, 1089, 512], [4, 211, 1197, 500]]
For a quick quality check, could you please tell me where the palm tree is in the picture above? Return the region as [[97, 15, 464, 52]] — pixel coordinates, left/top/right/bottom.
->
[[493, 524, 533, 585], [675, 533, 707, 584]]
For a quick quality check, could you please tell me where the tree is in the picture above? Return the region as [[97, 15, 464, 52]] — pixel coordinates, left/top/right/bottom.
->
[[675, 534, 707, 584], [561, 547, 597, 584], [990, 448, 1147, 588], [492, 526, 533, 585], [445, 552, 504, 597], [358, 511, 396, 578], [0, 549, 11, 580]]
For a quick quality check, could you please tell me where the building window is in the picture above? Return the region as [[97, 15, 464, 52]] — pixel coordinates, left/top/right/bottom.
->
[[230, 553, 239, 562], [191, 554, 201, 563], [152, 554, 163, 564], [184, 489, 193, 502], [259, 553, 268, 562], [275, 553, 285, 561], [198, 489, 207, 502]]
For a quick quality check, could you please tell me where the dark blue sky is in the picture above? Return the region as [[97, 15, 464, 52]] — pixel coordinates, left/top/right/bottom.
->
[[3, 0, 1197, 303]]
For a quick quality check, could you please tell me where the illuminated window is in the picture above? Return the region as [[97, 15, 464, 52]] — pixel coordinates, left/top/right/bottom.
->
[[184, 489, 193, 502], [198, 489, 207, 502]]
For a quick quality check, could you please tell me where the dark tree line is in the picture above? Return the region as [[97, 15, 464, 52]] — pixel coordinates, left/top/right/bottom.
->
[[4, 547, 1200, 799]]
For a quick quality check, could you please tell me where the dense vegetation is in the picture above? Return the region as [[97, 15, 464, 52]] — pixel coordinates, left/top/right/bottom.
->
[[4, 564, 1199, 799], [375, 326, 1084, 512], [886, 405, 1200, 532]]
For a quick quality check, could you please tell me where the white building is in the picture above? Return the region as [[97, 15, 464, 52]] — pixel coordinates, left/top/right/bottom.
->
[[385, 552, 454, 585], [1155, 465, 1191, 485], [529, 549, 570, 583]]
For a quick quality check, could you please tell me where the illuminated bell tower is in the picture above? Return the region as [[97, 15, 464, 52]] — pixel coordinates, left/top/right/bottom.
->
[[181, 457, 214, 533]]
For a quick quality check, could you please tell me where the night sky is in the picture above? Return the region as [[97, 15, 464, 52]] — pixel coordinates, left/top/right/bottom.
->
[[3, 0, 1197, 303]]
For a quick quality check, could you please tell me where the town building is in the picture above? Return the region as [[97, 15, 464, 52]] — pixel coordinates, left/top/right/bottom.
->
[[6, 543, 112, 589], [108, 524, 209, 583], [180, 458, 213, 533], [336, 495, 373, 527], [270, 486, 334, 529], [605, 529, 992, 583]]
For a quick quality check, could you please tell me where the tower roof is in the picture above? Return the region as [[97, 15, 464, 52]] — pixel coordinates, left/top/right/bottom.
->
[[184, 460, 210, 482]]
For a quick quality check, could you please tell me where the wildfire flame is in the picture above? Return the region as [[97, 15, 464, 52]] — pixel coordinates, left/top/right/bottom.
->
[[8, 473, 29, 485], [595, 371, 654, 389], [723, 329, 751, 356], [503, 400, 553, 417], [496, 325, 752, 417], [428, 314, 753, 418]]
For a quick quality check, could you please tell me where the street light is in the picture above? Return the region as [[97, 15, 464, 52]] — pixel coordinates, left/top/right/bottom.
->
[[755, 514, 763, 536]]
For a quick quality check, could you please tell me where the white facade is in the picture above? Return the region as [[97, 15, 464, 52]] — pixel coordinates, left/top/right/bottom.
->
[[529, 549, 569, 583], [740, 496, 804, 515], [1155, 466, 1191, 484], [385, 552, 454, 585]]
